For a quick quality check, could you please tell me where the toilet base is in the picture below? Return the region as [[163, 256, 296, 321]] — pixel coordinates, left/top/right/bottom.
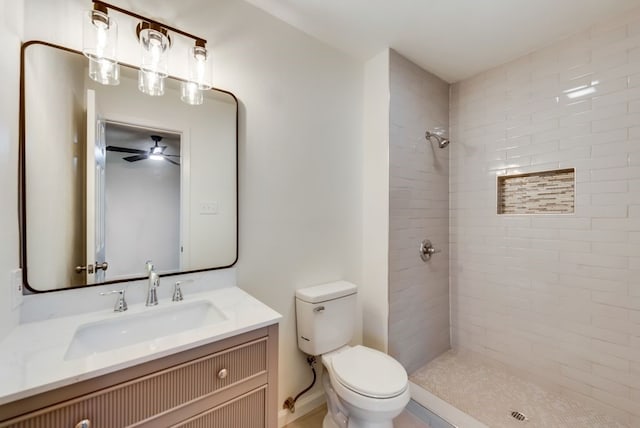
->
[[322, 371, 399, 428], [323, 412, 339, 428]]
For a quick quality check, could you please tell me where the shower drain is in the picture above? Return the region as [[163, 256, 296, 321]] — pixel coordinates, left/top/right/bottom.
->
[[511, 410, 528, 421]]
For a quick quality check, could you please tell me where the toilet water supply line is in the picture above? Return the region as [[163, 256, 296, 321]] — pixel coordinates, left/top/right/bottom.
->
[[283, 355, 317, 413]]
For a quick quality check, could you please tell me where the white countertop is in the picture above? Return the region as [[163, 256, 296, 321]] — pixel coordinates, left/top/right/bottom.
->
[[0, 285, 281, 406]]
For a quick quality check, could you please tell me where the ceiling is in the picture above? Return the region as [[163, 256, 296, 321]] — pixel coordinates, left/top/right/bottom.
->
[[243, 0, 640, 82]]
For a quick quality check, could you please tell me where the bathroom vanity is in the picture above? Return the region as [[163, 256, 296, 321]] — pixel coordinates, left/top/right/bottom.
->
[[4, 35, 277, 427], [0, 287, 281, 428]]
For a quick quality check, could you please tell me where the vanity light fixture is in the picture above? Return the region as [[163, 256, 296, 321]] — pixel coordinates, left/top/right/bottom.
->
[[83, 1, 212, 104], [137, 22, 170, 96], [181, 40, 212, 105], [82, 2, 119, 85]]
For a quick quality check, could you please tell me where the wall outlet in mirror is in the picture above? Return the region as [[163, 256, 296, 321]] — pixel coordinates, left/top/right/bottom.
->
[[199, 201, 219, 215], [11, 269, 23, 309]]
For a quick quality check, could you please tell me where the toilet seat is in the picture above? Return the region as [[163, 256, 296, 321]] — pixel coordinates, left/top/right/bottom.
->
[[329, 345, 408, 399]]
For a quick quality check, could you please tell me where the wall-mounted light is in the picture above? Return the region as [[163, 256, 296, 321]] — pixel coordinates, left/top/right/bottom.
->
[[181, 40, 212, 105], [82, 3, 119, 85], [137, 22, 170, 96], [83, 1, 211, 104], [181, 81, 203, 105]]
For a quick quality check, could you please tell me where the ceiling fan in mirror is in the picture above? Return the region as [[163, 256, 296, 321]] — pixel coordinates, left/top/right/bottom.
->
[[106, 135, 180, 165]]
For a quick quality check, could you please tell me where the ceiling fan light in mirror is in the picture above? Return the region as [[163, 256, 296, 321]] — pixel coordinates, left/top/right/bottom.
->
[[181, 81, 203, 105], [82, 4, 118, 85]]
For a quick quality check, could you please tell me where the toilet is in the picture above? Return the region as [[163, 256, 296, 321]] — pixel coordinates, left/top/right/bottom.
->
[[295, 281, 410, 428]]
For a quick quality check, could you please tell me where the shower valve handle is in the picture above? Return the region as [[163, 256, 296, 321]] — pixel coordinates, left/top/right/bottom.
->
[[420, 239, 441, 262]]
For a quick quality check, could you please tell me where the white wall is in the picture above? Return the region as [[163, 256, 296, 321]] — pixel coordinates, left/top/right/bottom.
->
[[361, 49, 390, 352], [17, 0, 363, 422], [0, 0, 23, 341], [388, 50, 450, 374], [450, 8, 640, 426]]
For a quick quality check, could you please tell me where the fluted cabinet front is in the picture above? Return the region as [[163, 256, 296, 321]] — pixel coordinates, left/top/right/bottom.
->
[[174, 387, 266, 428], [0, 325, 278, 428]]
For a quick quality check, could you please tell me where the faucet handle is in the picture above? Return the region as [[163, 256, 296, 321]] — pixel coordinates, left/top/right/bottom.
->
[[172, 280, 193, 302], [100, 289, 127, 312], [145, 260, 154, 273]]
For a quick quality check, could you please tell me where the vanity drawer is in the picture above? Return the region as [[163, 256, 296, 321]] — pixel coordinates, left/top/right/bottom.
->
[[1, 338, 267, 428], [172, 386, 266, 428]]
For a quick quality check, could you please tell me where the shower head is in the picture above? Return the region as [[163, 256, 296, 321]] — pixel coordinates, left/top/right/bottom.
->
[[425, 131, 450, 148], [437, 137, 450, 148]]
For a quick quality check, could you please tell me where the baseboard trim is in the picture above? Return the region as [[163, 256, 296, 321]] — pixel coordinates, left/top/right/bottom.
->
[[277, 390, 326, 427]]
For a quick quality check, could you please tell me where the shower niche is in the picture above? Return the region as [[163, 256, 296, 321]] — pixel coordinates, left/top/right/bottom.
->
[[497, 168, 575, 215]]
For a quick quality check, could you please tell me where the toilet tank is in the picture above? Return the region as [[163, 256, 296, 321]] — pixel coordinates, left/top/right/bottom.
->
[[295, 281, 357, 355]]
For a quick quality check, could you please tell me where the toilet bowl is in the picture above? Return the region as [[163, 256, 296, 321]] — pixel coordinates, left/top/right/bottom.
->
[[321, 346, 410, 428], [295, 281, 410, 428]]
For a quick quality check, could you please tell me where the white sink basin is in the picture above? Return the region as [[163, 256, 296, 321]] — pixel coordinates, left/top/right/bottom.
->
[[64, 301, 227, 360]]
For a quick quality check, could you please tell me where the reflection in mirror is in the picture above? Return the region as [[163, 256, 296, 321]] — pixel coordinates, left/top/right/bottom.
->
[[22, 42, 238, 292], [105, 124, 181, 280]]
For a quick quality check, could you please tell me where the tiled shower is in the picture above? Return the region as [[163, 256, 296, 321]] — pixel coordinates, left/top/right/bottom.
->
[[388, 50, 450, 374], [388, 7, 640, 427]]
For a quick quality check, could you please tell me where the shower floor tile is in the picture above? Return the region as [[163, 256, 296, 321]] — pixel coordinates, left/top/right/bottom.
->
[[410, 349, 628, 428]]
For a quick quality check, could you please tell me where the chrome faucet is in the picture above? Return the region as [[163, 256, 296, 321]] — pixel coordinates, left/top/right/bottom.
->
[[145, 261, 160, 306], [100, 289, 128, 312]]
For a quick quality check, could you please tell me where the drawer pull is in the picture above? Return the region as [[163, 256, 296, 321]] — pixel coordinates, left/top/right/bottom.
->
[[75, 419, 91, 428], [217, 368, 228, 379]]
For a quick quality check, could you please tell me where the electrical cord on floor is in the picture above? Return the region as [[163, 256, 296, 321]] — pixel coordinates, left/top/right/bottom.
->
[[283, 355, 317, 413]]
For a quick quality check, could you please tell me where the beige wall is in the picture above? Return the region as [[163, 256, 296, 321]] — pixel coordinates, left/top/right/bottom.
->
[[450, 8, 640, 425], [388, 50, 450, 374]]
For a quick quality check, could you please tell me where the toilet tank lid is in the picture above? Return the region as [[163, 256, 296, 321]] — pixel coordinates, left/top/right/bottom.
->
[[295, 281, 357, 303]]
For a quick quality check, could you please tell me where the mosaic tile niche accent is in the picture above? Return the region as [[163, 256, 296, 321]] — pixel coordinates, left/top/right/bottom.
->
[[497, 168, 575, 214]]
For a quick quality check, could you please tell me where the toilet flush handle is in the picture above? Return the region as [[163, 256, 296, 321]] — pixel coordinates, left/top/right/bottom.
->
[[313, 305, 325, 313]]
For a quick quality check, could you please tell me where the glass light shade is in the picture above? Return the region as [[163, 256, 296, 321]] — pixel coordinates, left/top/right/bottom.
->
[[82, 9, 118, 85], [138, 70, 165, 96], [181, 81, 203, 105], [88, 57, 120, 85], [187, 45, 212, 90], [138, 26, 170, 77]]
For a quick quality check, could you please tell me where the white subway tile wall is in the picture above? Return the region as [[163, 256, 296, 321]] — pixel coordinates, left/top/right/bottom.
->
[[388, 50, 450, 373], [450, 8, 640, 426]]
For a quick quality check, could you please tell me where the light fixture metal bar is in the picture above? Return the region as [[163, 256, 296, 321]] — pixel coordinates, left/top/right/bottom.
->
[[92, 0, 207, 45]]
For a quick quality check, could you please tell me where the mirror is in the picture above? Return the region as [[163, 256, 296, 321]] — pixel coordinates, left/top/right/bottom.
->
[[21, 41, 238, 292]]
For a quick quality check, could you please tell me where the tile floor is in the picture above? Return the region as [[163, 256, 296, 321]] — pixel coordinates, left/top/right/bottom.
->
[[410, 349, 628, 428], [284, 404, 431, 428]]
